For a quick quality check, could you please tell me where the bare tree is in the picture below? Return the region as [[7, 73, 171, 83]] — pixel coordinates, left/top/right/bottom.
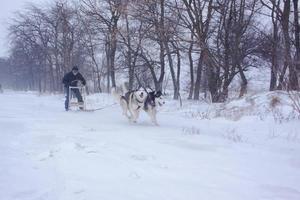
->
[[6, 0, 297, 100], [81, 0, 125, 90], [261, 0, 299, 90], [8, 1, 89, 92], [293, 0, 300, 80]]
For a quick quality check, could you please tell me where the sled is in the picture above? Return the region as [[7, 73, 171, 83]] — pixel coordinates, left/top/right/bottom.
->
[[68, 86, 89, 111], [67, 86, 117, 112]]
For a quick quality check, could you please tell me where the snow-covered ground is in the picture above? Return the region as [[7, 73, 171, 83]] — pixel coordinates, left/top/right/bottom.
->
[[0, 91, 300, 200]]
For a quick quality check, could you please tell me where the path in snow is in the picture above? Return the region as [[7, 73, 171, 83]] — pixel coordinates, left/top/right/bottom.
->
[[0, 91, 299, 200]]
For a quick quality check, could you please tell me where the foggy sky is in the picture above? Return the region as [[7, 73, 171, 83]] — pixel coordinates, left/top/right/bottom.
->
[[0, 0, 45, 57]]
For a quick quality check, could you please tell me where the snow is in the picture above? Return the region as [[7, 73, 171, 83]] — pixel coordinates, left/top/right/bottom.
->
[[0, 91, 300, 200]]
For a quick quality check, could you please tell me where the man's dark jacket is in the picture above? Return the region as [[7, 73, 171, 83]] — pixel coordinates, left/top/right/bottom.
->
[[62, 72, 86, 87]]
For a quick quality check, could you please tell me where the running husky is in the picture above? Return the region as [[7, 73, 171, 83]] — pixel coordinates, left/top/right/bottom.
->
[[112, 85, 147, 123], [143, 89, 165, 125], [112, 85, 165, 125]]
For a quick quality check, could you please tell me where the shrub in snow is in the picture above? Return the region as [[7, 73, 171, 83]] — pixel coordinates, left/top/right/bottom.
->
[[270, 96, 281, 108], [222, 128, 247, 143], [287, 91, 300, 118], [182, 127, 201, 135]]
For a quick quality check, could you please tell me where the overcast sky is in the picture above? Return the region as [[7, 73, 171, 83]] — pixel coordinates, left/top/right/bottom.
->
[[0, 0, 45, 57]]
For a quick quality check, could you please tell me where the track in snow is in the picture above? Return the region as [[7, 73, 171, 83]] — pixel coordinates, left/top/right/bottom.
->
[[0, 91, 299, 200]]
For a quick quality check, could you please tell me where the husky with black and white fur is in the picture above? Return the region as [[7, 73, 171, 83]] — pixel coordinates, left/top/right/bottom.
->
[[143, 89, 165, 125], [112, 84, 165, 125], [111, 84, 147, 123]]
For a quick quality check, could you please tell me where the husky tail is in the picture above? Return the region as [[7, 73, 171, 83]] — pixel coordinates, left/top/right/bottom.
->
[[122, 82, 129, 94], [111, 87, 122, 104], [111, 85, 131, 119]]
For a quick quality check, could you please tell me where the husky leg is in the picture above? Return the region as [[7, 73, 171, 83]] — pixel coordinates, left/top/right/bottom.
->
[[148, 109, 158, 125], [129, 109, 136, 123], [120, 99, 131, 120], [127, 103, 137, 122], [124, 109, 131, 120], [126, 105, 136, 122], [131, 109, 140, 123]]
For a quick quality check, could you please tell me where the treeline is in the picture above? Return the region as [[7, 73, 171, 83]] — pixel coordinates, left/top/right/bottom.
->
[[1, 0, 299, 102]]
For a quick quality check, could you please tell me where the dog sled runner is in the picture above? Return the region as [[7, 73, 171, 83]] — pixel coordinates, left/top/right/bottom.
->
[[67, 86, 116, 112], [67, 86, 92, 112]]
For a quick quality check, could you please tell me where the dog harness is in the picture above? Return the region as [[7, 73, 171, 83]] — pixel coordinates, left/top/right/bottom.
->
[[121, 91, 143, 110]]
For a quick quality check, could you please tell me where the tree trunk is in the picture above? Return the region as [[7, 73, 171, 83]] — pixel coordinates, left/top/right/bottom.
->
[[238, 65, 248, 98], [110, 30, 117, 88], [157, 0, 165, 92], [176, 47, 181, 100], [164, 41, 179, 99], [270, 3, 279, 91], [125, 13, 134, 91], [105, 39, 111, 92], [193, 52, 203, 100], [293, 0, 300, 87], [188, 37, 194, 99], [282, 0, 299, 90]]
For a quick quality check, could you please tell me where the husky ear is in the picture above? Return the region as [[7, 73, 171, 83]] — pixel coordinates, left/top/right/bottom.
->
[[135, 86, 141, 91], [149, 91, 155, 95], [155, 91, 162, 97]]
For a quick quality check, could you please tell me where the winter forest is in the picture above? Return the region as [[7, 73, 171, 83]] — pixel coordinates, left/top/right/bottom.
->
[[0, 0, 299, 101]]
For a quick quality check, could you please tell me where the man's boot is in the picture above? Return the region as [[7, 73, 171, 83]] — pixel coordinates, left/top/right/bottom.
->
[[78, 102, 84, 110]]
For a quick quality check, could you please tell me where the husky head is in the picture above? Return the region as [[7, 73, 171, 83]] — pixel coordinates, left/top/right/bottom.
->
[[147, 91, 157, 107], [154, 91, 165, 107], [134, 88, 147, 103], [147, 90, 165, 107]]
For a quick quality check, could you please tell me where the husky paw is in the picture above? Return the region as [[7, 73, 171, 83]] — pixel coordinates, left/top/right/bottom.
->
[[152, 121, 159, 126], [130, 118, 137, 123]]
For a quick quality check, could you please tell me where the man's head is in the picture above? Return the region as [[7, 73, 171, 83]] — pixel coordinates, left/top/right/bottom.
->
[[72, 66, 79, 75]]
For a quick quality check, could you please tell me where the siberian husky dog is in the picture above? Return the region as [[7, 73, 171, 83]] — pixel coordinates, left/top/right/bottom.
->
[[112, 84, 165, 125], [111, 85, 147, 123], [143, 90, 165, 125]]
